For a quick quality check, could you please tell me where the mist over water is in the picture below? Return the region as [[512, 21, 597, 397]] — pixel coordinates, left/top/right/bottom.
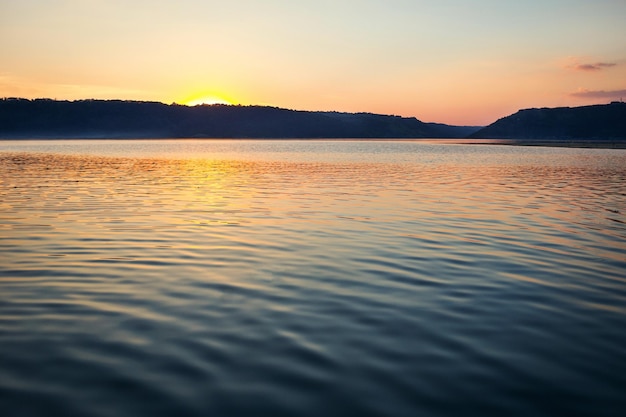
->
[[1, 140, 625, 417]]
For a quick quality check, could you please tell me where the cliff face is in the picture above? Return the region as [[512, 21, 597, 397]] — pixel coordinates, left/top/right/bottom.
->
[[0, 99, 479, 139], [469, 103, 626, 140]]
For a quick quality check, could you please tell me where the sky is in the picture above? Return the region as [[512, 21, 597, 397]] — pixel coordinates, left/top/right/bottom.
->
[[1, 0, 625, 125]]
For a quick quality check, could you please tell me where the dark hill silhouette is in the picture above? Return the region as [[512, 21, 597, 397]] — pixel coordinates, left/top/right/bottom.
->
[[0, 98, 480, 139], [469, 102, 626, 141]]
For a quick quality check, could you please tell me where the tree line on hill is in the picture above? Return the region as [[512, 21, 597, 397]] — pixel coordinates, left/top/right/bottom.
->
[[0, 98, 478, 139], [469, 102, 626, 140], [1, 98, 624, 141]]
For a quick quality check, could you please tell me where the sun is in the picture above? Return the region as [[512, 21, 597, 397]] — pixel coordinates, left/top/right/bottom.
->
[[184, 95, 233, 106]]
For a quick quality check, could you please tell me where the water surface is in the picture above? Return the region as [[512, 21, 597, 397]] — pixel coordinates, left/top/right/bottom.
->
[[1, 140, 625, 417]]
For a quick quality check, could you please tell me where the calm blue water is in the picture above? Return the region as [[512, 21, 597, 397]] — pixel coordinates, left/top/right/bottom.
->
[[1, 140, 625, 417]]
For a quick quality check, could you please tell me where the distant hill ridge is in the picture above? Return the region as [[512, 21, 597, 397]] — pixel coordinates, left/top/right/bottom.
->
[[470, 102, 626, 140], [2, 98, 624, 141], [0, 98, 479, 139]]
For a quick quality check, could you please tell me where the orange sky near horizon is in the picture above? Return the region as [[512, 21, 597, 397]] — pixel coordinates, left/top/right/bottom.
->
[[1, 0, 625, 126]]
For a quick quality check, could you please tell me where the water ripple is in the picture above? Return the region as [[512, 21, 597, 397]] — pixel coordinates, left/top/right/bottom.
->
[[1, 141, 625, 416]]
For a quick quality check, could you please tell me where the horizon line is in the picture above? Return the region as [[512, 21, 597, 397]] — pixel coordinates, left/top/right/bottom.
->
[[2, 96, 622, 128]]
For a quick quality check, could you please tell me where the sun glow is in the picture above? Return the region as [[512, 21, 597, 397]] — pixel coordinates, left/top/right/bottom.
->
[[184, 95, 233, 106]]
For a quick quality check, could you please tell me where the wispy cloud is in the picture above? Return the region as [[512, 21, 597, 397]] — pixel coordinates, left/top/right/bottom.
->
[[570, 88, 626, 99], [571, 62, 617, 72], [0, 74, 42, 97], [0, 74, 150, 100]]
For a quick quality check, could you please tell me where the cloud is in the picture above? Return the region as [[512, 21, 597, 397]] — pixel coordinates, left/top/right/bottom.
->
[[0, 73, 149, 100], [0, 74, 43, 97], [572, 62, 617, 72], [570, 88, 626, 99]]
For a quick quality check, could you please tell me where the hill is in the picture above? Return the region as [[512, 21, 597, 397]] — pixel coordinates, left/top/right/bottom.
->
[[469, 102, 626, 141], [0, 98, 480, 139]]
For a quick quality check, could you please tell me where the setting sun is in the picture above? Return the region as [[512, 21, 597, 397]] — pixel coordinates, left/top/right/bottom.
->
[[184, 95, 233, 106]]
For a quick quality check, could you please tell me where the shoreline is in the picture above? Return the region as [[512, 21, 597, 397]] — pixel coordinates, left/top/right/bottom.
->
[[458, 139, 626, 149], [1, 137, 625, 150]]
